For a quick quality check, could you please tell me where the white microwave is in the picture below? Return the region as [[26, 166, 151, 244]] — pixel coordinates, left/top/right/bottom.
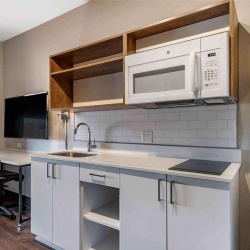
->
[[125, 32, 234, 108]]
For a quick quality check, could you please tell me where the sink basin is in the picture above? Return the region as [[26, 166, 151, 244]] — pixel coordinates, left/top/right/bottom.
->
[[48, 152, 97, 157]]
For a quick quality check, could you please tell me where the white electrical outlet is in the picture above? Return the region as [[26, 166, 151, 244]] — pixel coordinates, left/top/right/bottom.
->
[[17, 142, 22, 148], [141, 131, 153, 144]]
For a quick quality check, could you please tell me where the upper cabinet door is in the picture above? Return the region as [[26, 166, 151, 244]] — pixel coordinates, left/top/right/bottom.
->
[[120, 170, 167, 250], [52, 161, 80, 250], [167, 175, 231, 250], [31, 159, 53, 243]]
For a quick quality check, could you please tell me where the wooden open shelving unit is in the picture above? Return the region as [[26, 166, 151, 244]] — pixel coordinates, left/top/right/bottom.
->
[[49, 0, 238, 111]]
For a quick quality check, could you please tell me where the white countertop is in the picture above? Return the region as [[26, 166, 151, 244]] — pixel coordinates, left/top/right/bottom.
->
[[31, 151, 240, 182], [0, 150, 31, 166]]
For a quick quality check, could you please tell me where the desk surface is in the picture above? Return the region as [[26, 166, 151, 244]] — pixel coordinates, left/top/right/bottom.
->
[[0, 150, 31, 166]]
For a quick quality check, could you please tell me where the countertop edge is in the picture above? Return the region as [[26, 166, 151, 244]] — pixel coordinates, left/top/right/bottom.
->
[[31, 153, 241, 183]]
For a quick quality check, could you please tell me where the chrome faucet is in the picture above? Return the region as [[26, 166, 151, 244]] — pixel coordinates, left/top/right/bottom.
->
[[74, 122, 96, 152]]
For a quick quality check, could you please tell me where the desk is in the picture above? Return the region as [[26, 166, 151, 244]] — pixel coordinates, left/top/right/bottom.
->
[[0, 150, 31, 233]]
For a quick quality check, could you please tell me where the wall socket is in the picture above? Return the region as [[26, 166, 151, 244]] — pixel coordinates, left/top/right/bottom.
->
[[141, 131, 153, 144], [17, 142, 22, 148]]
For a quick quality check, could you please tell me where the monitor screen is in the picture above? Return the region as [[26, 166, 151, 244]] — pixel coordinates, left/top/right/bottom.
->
[[4, 93, 48, 139]]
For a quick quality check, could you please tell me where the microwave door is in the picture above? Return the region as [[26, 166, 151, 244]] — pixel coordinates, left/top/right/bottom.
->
[[126, 53, 199, 105]]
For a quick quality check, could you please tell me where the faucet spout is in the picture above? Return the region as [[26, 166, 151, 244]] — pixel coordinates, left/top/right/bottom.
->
[[74, 122, 94, 152]]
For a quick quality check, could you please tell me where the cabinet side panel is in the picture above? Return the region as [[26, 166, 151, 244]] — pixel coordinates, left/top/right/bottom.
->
[[31, 160, 53, 243], [50, 77, 73, 109], [229, 0, 239, 101], [230, 172, 239, 250]]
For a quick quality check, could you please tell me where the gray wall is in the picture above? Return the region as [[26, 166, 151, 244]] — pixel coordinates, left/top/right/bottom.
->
[[0, 42, 3, 149], [2, 0, 218, 152]]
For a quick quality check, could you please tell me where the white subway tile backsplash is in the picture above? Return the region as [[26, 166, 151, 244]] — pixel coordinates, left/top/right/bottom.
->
[[74, 105, 237, 148], [155, 121, 171, 129], [180, 112, 197, 121], [141, 122, 156, 130], [197, 130, 217, 139], [164, 130, 180, 138], [134, 114, 148, 122], [180, 130, 197, 138], [188, 138, 207, 147], [217, 110, 237, 120], [207, 139, 228, 147], [170, 121, 188, 129], [164, 113, 180, 120], [217, 130, 236, 139], [188, 121, 206, 129], [198, 111, 217, 120], [207, 120, 228, 129]]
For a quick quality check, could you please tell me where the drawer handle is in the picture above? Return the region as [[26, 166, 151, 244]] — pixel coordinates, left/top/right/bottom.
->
[[52, 163, 56, 179], [158, 179, 166, 202], [89, 173, 106, 178], [46, 163, 51, 178], [170, 181, 174, 205]]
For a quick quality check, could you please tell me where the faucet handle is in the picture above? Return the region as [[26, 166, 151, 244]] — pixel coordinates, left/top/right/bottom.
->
[[92, 139, 97, 149]]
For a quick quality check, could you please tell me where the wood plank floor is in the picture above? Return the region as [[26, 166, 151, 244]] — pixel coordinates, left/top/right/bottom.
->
[[0, 192, 51, 250]]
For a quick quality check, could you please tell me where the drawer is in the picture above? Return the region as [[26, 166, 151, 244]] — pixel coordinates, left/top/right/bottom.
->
[[80, 164, 120, 188]]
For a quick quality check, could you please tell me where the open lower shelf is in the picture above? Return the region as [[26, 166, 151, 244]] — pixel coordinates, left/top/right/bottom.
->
[[51, 56, 123, 81], [89, 231, 119, 250], [83, 199, 120, 230]]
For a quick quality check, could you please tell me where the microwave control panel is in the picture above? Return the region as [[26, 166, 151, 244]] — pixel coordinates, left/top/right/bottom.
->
[[201, 49, 220, 90]]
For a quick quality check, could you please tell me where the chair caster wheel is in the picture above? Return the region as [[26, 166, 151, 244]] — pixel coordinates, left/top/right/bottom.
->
[[17, 226, 21, 234], [10, 214, 16, 220]]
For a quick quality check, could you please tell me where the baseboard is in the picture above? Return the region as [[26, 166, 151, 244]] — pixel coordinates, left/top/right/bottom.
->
[[35, 237, 64, 250], [4, 189, 31, 205]]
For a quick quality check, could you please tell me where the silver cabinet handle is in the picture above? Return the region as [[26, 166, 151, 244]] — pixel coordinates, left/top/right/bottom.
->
[[52, 163, 56, 179], [89, 173, 105, 178], [158, 179, 166, 201], [47, 163, 51, 178], [170, 181, 174, 205]]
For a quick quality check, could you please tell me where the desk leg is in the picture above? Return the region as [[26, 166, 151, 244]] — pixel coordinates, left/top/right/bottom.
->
[[18, 165, 23, 234]]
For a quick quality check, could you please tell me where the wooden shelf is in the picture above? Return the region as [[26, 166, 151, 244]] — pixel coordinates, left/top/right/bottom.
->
[[51, 56, 123, 82], [89, 231, 119, 250], [50, 35, 123, 73], [83, 200, 120, 230], [49, 0, 238, 111], [127, 1, 229, 40]]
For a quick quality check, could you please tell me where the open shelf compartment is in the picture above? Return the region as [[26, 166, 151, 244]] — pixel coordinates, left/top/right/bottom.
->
[[51, 56, 123, 81], [50, 34, 123, 73], [89, 231, 119, 250], [84, 199, 120, 230]]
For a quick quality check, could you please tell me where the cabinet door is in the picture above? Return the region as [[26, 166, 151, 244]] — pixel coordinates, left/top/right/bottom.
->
[[167, 175, 230, 250], [31, 159, 53, 242], [52, 161, 80, 250], [120, 170, 167, 250]]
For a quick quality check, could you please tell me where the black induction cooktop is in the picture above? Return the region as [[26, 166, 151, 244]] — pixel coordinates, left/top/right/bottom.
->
[[169, 159, 230, 176]]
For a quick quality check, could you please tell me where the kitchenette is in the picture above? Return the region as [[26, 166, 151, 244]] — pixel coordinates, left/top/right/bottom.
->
[[1, 0, 250, 249]]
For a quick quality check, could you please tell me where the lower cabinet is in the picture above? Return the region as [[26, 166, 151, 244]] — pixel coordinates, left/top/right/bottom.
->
[[31, 158, 238, 250], [167, 175, 239, 250], [31, 158, 80, 250], [120, 169, 167, 250]]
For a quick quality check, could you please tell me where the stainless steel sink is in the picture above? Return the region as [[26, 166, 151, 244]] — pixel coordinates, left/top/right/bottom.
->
[[48, 152, 97, 157]]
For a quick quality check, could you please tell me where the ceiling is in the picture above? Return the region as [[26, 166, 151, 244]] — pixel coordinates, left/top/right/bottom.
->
[[0, 0, 90, 42]]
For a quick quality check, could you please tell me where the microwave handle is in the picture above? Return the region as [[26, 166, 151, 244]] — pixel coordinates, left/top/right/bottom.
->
[[190, 52, 196, 92]]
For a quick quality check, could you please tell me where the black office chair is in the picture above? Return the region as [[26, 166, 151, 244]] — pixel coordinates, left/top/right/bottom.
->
[[0, 169, 24, 220]]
